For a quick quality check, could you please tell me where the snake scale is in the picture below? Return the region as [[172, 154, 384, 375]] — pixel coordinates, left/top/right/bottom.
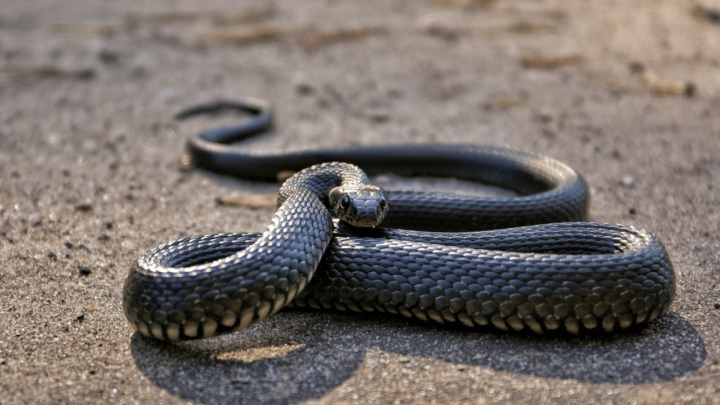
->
[[122, 99, 675, 341]]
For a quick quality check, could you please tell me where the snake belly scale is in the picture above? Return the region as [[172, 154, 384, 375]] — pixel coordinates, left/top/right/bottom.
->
[[122, 100, 675, 341]]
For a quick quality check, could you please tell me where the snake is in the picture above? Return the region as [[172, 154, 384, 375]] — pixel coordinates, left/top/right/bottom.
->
[[122, 99, 675, 341]]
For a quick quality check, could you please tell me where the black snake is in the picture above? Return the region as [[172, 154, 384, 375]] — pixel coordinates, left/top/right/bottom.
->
[[122, 99, 675, 341]]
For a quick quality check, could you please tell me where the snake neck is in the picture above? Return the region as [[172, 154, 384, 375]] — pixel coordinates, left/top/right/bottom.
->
[[277, 162, 370, 208], [277, 162, 389, 228]]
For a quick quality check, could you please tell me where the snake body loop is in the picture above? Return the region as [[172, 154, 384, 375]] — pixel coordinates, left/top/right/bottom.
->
[[122, 100, 675, 341]]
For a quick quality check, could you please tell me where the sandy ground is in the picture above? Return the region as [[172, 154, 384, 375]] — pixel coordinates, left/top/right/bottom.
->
[[1, 0, 720, 403]]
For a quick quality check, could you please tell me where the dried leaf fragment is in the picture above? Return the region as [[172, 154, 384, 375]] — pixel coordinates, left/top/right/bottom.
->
[[200, 24, 287, 45], [484, 96, 525, 110], [217, 194, 277, 208], [418, 23, 465, 41], [0, 66, 95, 86], [276, 171, 296, 183], [629, 63, 696, 96], [297, 27, 384, 50], [520, 54, 582, 69]]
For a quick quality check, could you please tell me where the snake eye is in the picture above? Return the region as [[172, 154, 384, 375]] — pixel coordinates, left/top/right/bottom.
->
[[340, 196, 351, 211], [379, 200, 386, 210]]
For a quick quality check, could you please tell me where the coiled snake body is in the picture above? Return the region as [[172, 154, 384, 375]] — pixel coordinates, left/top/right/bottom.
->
[[123, 100, 675, 341]]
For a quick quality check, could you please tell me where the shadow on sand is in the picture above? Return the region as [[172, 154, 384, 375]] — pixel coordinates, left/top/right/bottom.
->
[[131, 310, 705, 404]]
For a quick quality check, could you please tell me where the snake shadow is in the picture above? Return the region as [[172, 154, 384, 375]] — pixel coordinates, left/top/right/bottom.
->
[[131, 310, 705, 405]]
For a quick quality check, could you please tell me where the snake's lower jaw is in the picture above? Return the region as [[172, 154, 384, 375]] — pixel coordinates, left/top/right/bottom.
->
[[355, 215, 383, 228]]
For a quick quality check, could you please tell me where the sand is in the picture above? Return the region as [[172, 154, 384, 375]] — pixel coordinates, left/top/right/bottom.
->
[[1, 0, 719, 403]]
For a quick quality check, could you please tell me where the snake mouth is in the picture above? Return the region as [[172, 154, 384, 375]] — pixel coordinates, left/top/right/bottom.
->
[[355, 215, 381, 228]]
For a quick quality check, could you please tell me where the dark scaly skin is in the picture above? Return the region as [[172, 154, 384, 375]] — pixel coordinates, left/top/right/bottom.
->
[[123, 187, 333, 341], [181, 100, 590, 232], [294, 221, 674, 335], [123, 162, 383, 341], [121, 100, 675, 341]]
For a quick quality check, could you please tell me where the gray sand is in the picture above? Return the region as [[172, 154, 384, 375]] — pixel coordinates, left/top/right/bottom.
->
[[1, 0, 719, 403]]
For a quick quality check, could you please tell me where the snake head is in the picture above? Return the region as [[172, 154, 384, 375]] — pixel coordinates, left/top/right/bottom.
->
[[329, 185, 389, 228]]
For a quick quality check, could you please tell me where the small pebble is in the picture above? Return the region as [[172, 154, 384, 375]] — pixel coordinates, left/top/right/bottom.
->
[[620, 176, 635, 187], [98, 50, 118, 64], [79, 266, 91, 276], [535, 113, 553, 124], [64, 242, 73, 249], [76, 313, 85, 321], [629, 208, 637, 215], [368, 110, 390, 123], [685, 83, 696, 98], [295, 83, 314, 95], [714, 303, 720, 310], [75, 203, 93, 212]]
